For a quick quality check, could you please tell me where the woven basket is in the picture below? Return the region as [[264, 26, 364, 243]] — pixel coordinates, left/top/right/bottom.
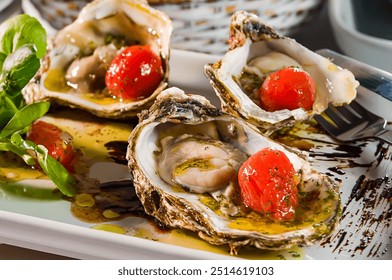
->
[[22, 0, 325, 54], [149, 0, 325, 54]]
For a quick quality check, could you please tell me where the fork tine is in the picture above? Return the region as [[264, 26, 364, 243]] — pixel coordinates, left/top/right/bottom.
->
[[323, 106, 349, 128], [349, 100, 373, 118], [313, 114, 339, 134], [334, 103, 361, 121]]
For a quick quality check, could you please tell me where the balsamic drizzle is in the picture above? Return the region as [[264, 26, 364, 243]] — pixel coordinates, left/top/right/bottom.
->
[[70, 121, 391, 258], [272, 122, 391, 259], [309, 138, 391, 258]]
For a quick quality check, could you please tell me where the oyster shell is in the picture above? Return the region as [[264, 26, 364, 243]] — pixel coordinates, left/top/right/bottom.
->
[[205, 11, 359, 135], [24, 0, 172, 119], [127, 87, 340, 253]]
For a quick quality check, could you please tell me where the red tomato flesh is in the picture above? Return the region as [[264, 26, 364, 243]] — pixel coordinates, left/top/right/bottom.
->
[[27, 121, 76, 173], [105, 45, 163, 100], [238, 147, 299, 221], [260, 67, 316, 112]]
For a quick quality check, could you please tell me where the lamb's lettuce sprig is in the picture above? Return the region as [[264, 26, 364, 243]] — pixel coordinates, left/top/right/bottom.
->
[[0, 14, 76, 197]]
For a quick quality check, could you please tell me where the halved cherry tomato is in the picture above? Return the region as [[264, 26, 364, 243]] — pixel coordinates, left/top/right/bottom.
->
[[27, 121, 76, 173], [260, 67, 316, 112], [105, 45, 163, 100], [238, 147, 299, 221]]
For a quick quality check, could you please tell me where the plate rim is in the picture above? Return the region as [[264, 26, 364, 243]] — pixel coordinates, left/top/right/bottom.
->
[[0, 49, 391, 260]]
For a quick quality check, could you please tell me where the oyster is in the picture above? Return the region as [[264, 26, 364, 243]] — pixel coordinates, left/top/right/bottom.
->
[[205, 11, 359, 135], [24, 0, 172, 119], [127, 87, 340, 253]]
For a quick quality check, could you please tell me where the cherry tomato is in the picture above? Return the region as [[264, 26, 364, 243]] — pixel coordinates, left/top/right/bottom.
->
[[260, 67, 316, 112], [238, 147, 299, 221], [105, 45, 163, 100], [27, 121, 76, 173]]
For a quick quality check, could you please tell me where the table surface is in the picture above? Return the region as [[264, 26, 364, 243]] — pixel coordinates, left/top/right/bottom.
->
[[0, 0, 340, 260]]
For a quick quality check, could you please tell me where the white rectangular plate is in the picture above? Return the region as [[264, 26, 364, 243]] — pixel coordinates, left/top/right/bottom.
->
[[0, 49, 391, 260]]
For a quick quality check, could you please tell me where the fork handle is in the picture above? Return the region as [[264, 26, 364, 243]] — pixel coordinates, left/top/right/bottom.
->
[[377, 130, 392, 145]]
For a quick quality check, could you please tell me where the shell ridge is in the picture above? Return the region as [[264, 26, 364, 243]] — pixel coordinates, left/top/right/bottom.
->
[[24, 0, 173, 119], [206, 10, 359, 134], [127, 87, 341, 253]]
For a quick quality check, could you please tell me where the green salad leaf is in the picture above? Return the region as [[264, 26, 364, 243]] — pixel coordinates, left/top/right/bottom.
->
[[1, 44, 41, 96], [10, 134, 77, 197], [0, 15, 46, 123], [0, 14, 77, 197], [0, 101, 50, 138], [0, 14, 47, 63]]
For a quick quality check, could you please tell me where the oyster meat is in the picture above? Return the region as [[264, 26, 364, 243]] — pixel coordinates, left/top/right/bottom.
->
[[205, 11, 359, 134], [127, 87, 340, 253], [24, 0, 172, 119]]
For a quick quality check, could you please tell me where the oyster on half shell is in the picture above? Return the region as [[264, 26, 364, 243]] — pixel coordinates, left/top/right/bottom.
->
[[205, 11, 359, 135], [127, 87, 340, 253], [24, 0, 172, 119]]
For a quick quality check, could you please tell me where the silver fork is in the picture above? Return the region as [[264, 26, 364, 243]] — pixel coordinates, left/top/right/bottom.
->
[[314, 93, 392, 145]]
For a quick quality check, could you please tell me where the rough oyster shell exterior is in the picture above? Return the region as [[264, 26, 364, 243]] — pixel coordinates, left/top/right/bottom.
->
[[127, 87, 341, 253], [205, 11, 359, 135], [24, 0, 172, 119]]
